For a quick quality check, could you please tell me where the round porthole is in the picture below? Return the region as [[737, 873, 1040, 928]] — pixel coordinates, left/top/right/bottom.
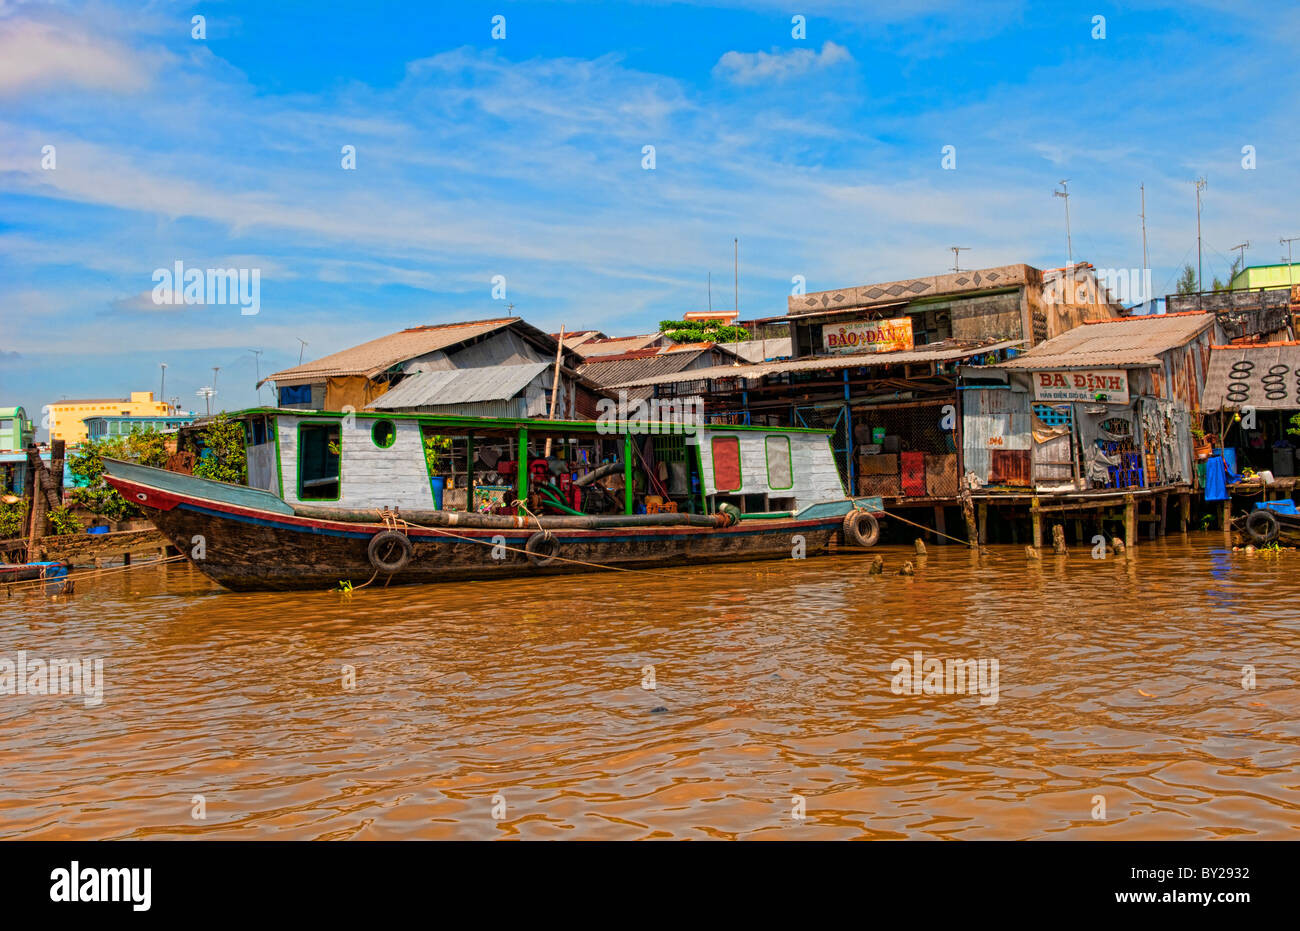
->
[[371, 420, 396, 449]]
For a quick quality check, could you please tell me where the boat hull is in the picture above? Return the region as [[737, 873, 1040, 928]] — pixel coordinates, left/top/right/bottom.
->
[[105, 468, 844, 592]]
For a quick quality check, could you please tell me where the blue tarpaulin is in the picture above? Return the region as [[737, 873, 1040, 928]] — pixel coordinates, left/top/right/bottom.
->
[[278, 384, 312, 405], [1203, 455, 1240, 501]]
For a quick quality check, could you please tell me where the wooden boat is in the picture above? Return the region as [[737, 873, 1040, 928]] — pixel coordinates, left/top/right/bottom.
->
[[1231, 505, 1300, 547], [0, 560, 70, 585], [103, 409, 880, 592]]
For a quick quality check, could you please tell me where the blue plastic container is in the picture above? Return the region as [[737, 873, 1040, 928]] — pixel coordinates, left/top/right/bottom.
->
[[429, 476, 445, 509]]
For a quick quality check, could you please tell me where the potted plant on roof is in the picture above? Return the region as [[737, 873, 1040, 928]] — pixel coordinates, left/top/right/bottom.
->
[[424, 434, 452, 509]]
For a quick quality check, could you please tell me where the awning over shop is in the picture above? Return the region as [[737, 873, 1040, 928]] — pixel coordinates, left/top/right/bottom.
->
[[1203, 344, 1300, 411]]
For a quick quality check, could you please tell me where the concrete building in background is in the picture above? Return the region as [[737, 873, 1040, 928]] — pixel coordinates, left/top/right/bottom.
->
[[0, 406, 35, 452], [1229, 263, 1300, 290], [47, 391, 172, 445]]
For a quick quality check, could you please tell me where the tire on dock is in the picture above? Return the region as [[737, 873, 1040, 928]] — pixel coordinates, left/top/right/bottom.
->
[[841, 509, 881, 548]]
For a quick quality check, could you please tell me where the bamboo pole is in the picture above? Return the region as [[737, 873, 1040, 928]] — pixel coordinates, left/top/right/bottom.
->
[[544, 325, 565, 457]]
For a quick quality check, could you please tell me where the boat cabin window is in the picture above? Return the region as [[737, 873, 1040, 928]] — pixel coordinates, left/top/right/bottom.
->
[[298, 423, 341, 500], [765, 435, 793, 490], [711, 436, 742, 491], [372, 420, 396, 449], [244, 418, 271, 447]]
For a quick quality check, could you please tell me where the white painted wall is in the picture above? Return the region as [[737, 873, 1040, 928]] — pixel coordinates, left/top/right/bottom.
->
[[277, 415, 435, 510], [698, 429, 845, 507]]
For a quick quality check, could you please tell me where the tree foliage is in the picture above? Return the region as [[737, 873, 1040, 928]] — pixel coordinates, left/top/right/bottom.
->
[[423, 433, 452, 475], [69, 430, 170, 519], [1175, 264, 1199, 295], [48, 505, 83, 535], [658, 319, 751, 344], [0, 499, 26, 538], [191, 414, 248, 485]]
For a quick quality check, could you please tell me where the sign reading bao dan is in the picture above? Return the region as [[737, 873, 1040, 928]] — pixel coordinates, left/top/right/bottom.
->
[[1033, 369, 1129, 404], [822, 317, 914, 354]]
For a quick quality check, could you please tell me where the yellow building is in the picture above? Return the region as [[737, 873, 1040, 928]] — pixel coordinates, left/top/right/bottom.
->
[[48, 392, 172, 445]]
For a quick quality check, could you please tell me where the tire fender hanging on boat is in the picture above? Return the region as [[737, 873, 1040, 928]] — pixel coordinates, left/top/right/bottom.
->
[[525, 531, 559, 567], [841, 509, 881, 547], [1245, 509, 1280, 545], [367, 530, 413, 573]]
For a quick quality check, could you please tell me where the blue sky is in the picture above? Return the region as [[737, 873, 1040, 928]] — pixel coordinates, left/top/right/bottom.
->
[[2, 0, 1298, 431]]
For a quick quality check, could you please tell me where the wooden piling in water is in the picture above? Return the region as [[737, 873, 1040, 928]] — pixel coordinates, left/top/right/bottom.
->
[[914, 538, 927, 556], [1052, 523, 1067, 555], [1124, 494, 1137, 550], [1030, 496, 1043, 551], [961, 490, 979, 544], [26, 470, 45, 563]]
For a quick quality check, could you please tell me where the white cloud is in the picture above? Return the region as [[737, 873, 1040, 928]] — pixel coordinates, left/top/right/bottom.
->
[[0, 18, 151, 94], [713, 41, 852, 86]]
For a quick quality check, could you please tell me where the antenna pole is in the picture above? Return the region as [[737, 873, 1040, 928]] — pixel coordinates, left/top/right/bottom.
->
[[1139, 183, 1149, 273], [1193, 177, 1207, 290], [1053, 181, 1072, 272]]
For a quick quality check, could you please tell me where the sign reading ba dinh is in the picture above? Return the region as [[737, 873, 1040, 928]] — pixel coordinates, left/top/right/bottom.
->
[[822, 317, 914, 354], [1032, 369, 1130, 404]]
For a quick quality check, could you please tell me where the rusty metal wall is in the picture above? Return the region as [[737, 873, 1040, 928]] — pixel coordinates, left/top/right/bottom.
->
[[961, 387, 1031, 484]]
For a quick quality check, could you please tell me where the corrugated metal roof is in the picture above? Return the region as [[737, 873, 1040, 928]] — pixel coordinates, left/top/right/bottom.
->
[[578, 347, 711, 386], [997, 313, 1214, 370], [1203, 343, 1300, 411], [266, 318, 519, 384], [570, 334, 663, 358], [606, 340, 1021, 389], [369, 362, 550, 409]]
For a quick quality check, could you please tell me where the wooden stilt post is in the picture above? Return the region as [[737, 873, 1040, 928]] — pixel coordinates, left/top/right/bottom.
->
[[1124, 493, 1137, 549], [960, 490, 979, 545], [1030, 496, 1043, 551], [933, 505, 946, 545], [26, 470, 46, 563], [977, 501, 989, 545], [1158, 492, 1168, 538], [1179, 492, 1191, 533], [1220, 499, 1232, 532]]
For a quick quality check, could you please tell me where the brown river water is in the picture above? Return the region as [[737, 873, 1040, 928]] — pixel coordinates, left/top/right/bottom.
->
[[1, 535, 1297, 840]]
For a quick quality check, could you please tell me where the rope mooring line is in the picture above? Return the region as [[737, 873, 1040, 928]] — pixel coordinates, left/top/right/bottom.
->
[[1, 553, 190, 593]]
